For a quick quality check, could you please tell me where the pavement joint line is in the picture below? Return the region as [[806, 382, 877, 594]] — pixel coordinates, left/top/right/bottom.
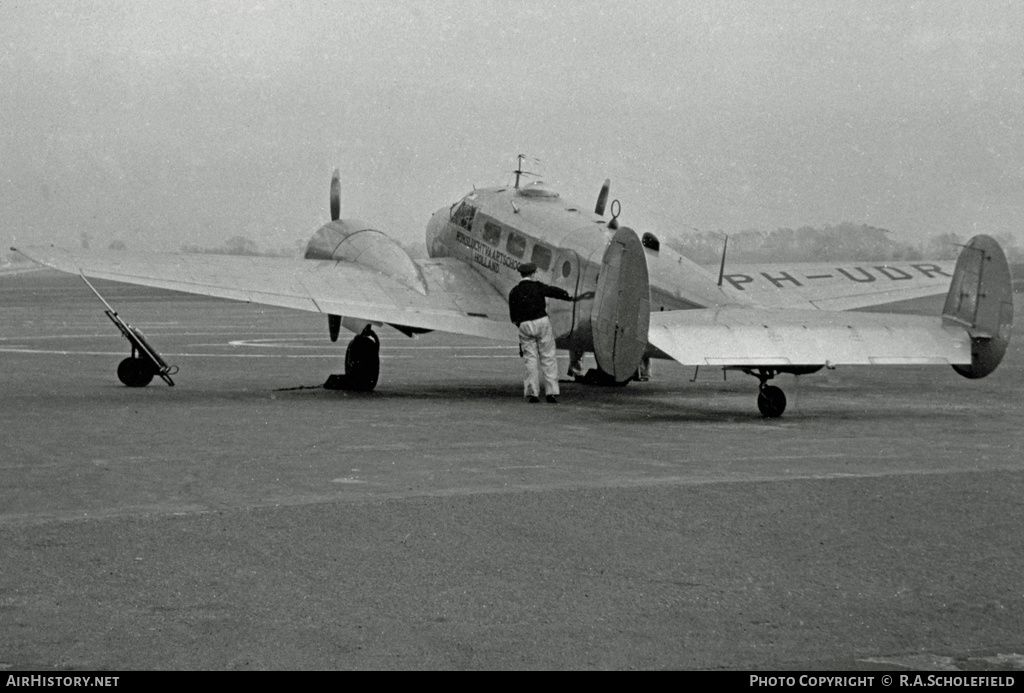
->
[[1, 464, 1018, 528]]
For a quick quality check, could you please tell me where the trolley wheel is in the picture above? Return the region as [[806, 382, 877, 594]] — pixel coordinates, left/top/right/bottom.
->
[[117, 357, 156, 387]]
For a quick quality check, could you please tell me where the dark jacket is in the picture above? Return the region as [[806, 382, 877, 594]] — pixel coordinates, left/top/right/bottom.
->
[[509, 279, 573, 325]]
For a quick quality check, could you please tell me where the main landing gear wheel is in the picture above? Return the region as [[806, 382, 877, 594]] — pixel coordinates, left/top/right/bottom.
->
[[344, 326, 380, 392], [117, 357, 156, 388], [757, 384, 787, 418]]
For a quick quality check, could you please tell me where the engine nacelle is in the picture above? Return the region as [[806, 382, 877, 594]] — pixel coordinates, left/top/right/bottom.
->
[[304, 220, 427, 295]]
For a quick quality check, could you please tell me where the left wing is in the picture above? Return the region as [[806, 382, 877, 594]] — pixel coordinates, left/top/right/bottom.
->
[[647, 307, 971, 367], [14, 246, 518, 342]]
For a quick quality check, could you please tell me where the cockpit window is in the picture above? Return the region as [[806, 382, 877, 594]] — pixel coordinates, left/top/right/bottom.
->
[[451, 201, 477, 230], [482, 221, 502, 246], [530, 244, 552, 271], [506, 232, 526, 258]]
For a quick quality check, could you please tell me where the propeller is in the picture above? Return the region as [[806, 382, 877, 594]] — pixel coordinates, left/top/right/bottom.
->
[[328, 168, 341, 340], [330, 167, 340, 221], [594, 179, 610, 216]]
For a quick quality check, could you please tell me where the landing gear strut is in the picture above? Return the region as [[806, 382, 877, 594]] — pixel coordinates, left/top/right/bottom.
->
[[745, 368, 787, 418]]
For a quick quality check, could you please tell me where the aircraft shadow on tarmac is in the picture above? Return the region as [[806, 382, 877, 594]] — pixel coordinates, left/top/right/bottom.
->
[[263, 371, 987, 426]]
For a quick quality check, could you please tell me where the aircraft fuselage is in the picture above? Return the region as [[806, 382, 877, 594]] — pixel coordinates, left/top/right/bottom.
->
[[424, 182, 738, 357]]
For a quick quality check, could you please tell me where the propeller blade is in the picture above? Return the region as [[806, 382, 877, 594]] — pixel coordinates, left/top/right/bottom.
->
[[328, 314, 341, 342], [594, 179, 610, 216], [330, 168, 340, 221]]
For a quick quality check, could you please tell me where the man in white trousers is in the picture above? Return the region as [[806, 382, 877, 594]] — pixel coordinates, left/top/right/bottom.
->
[[508, 263, 577, 403]]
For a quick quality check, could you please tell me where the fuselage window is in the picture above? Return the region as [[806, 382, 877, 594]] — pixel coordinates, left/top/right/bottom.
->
[[482, 221, 502, 246], [506, 232, 526, 258], [530, 244, 552, 271], [451, 202, 477, 230]]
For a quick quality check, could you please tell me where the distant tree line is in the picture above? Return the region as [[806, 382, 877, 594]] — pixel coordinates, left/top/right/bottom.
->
[[180, 235, 428, 259], [175, 227, 1023, 265], [664, 224, 1024, 265], [2, 234, 427, 264], [179, 235, 308, 257]]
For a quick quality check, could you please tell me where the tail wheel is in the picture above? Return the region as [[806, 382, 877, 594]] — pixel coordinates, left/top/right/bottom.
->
[[117, 357, 156, 387], [757, 385, 787, 418]]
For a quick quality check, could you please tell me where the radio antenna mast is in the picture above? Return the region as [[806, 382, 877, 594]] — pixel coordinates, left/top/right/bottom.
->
[[513, 154, 540, 189]]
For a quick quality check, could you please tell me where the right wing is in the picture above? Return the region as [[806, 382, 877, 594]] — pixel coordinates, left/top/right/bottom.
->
[[657, 235, 1012, 374], [14, 246, 518, 342], [712, 260, 956, 311], [647, 306, 971, 367]]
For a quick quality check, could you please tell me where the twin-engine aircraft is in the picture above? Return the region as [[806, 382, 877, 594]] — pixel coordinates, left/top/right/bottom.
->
[[14, 164, 1014, 417]]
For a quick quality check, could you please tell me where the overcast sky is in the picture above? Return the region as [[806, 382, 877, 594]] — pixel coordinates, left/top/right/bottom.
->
[[3, 1, 1022, 253]]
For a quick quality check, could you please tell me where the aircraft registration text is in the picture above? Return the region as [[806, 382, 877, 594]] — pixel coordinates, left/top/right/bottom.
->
[[723, 263, 952, 291]]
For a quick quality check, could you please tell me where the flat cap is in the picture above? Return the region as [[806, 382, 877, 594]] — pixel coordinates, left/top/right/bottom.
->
[[518, 263, 537, 276]]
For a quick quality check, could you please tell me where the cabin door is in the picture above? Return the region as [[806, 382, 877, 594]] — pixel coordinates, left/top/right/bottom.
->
[[548, 249, 582, 341]]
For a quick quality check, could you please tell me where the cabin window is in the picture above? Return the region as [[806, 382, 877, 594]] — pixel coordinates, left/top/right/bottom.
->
[[482, 221, 502, 246], [530, 244, 552, 271], [506, 232, 526, 258], [451, 201, 477, 230], [561, 260, 572, 278]]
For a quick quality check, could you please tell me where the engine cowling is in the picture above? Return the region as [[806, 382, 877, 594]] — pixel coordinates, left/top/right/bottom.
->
[[304, 220, 427, 295]]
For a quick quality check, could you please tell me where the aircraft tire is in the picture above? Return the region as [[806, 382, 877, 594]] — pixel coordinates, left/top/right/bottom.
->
[[344, 329, 380, 392], [117, 357, 156, 388], [757, 385, 787, 418], [576, 368, 632, 386]]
